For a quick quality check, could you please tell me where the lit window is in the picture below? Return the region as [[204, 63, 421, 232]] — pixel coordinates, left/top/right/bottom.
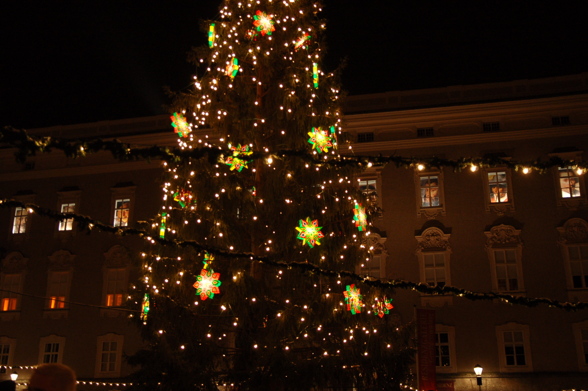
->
[[435, 332, 451, 367], [496, 323, 532, 372], [12, 207, 27, 234], [419, 175, 440, 207], [0, 274, 22, 311], [487, 171, 509, 204], [58, 203, 75, 231], [113, 199, 130, 227], [105, 268, 127, 307], [558, 167, 581, 198], [46, 271, 71, 309]]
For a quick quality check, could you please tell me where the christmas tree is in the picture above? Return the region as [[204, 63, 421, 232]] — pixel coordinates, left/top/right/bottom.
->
[[128, 1, 414, 389]]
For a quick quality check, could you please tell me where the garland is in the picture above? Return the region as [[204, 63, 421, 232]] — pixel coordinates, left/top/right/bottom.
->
[[1, 127, 586, 172], [2, 199, 587, 311]]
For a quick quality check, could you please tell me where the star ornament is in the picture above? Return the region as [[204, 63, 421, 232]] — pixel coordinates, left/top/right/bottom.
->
[[170, 112, 191, 138], [173, 189, 196, 208], [253, 10, 275, 36], [372, 297, 394, 318], [353, 203, 368, 231], [295, 217, 325, 248], [307, 126, 336, 153], [226, 57, 239, 79], [294, 32, 311, 51], [224, 144, 253, 172], [193, 268, 222, 300], [344, 284, 363, 315]]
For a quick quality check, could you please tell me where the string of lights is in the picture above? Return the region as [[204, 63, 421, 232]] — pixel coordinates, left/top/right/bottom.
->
[[1, 126, 586, 173], [1, 198, 587, 311]]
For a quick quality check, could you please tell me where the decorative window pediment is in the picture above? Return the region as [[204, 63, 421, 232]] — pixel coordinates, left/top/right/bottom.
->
[[557, 218, 588, 244], [416, 227, 452, 253], [484, 224, 522, 248], [48, 250, 75, 271], [1, 252, 28, 274], [103, 245, 131, 269]]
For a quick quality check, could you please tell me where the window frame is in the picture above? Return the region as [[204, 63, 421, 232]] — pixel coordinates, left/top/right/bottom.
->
[[357, 233, 387, 279], [38, 335, 65, 365], [45, 270, 72, 310], [557, 218, 588, 302], [572, 320, 588, 371], [357, 167, 383, 218], [485, 225, 525, 295], [95, 333, 124, 378], [9, 194, 35, 238], [482, 168, 515, 214], [415, 169, 446, 218], [435, 324, 456, 373], [110, 185, 136, 228], [415, 227, 452, 306], [495, 323, 533, 372], [0, 337, 16, 372], [0, 273, 23, 312], [103, 268, 128, 308]]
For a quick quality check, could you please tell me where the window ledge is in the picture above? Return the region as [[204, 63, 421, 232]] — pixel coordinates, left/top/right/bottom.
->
[[0, 311, 21, 321], [43, 309, 69, 319]]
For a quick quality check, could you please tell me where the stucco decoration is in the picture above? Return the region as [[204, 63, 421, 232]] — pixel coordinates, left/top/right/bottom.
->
[[48, 250, 75, 271], [364, 233, 388, 256], [484, 224, 522, 248], [103, 245, 131, 268], [1, 252, 28, 274], [415, 227, 451, 252], [557, 218, 588, 244]]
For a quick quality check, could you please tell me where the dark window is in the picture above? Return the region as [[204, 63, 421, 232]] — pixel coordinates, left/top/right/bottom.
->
[[483, 122, 500, 132], [552, 116, 570, 126], [417, 127, 434, 137], [357, 132, 374, 143]]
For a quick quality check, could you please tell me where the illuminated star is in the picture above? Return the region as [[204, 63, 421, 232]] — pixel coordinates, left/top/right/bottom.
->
[[226, 58, 239, 79], [294, 32, 311, 50], [193, 268, 222, 300], [170, 112, 191, 138], [253, 10, 275, 36], [307, 126, 335, 153], [372, 297, 394, 318], [353, 203, 367, 231], [343, 284, 363, 315], [295, 217, 324, 248]]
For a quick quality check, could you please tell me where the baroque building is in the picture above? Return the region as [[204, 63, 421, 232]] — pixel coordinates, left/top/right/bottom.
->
[[1, 73, 588, 390]]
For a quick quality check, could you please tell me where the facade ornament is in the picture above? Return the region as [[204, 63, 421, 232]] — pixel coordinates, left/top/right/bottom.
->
[[48, 250, 75, 271], [1, 252, 28, 274], [415, 227, 451, 253], [484, 224, 522, 248], [104, 245, 131, 268], [557, 218, 588, 244]]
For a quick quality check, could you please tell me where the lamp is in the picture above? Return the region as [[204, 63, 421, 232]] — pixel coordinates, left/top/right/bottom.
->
[[10, 371, 18, 381], [474, 364, 483, 387]]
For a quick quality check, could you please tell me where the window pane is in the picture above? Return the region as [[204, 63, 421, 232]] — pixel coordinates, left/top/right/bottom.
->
[[420, 176, 440, 207]]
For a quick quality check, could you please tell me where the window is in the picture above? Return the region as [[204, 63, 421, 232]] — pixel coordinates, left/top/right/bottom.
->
[[38, 335, 65, 364], [567, 245, 588, 289], [417, 127, 434, 137], [483, 168, 514, 214], [111, 183, 136, 228], [0, 274, 22, 311], [113, 199, 130, 227], [572, 320, 588, 371], [493, 249, 519, 291], [487, 170, 509, 204], [58, 203, 75, 231], [12, 207, 28, 234], [552, 116, 570, 126], [357, 132, 374, 143], [423, 253, 447, 287], [95, 334, 124, 378], [485, 225, 524, 294], [496, 323, 532, 372], [557, 219, 588, 301], [358, 174, 381, 216], [105, 269, 127, 307], [435, 332, 450, 367], [46, 271, 72, 310], [482, 122, 500, 132], [419, 175, 440, 208], [558, 167, 582, 198], [415, 170, 446, 218], [416, 227, 452, 306], [358, 233, 387, 279], [0, 337, 16, 373]]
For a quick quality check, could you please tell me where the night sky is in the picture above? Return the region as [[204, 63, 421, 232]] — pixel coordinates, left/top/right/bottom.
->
[[2, 1, 588, 129]]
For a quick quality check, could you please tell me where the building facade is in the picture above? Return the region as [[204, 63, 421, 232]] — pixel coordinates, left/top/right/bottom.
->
[[1, 73, 588, 390]]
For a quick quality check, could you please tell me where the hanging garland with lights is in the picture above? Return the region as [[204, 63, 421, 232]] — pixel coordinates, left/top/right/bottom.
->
[[2, 127, 586, 174], [1, 198, 587, 311]]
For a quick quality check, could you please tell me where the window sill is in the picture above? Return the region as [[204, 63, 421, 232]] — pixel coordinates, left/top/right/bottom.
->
[[43, 309, 69, 319], [0, 311, 21, 321]]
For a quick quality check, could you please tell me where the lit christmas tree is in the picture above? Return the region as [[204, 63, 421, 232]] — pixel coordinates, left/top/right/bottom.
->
[[128, 1, 414, 389]]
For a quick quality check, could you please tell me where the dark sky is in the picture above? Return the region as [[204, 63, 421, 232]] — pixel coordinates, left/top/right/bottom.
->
[[2, 1, 588, 129]]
